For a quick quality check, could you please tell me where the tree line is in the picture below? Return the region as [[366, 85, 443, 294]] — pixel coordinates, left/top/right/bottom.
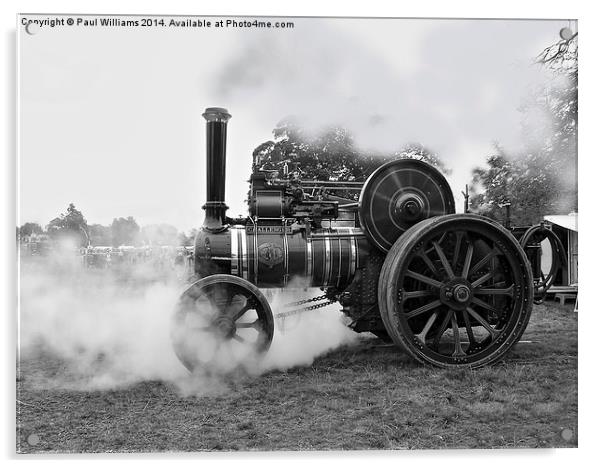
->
[[468, 34, 577, 225], [17, 203, 198, 248]]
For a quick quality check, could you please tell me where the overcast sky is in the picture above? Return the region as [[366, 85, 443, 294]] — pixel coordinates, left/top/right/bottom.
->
[[18, 16, 569, 231]]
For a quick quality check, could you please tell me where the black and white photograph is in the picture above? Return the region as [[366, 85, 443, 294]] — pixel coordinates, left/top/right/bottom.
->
[[13, 8, 580, 455]]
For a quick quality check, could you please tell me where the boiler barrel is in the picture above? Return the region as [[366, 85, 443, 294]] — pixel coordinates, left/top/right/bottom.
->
[[194, 227, 369, 288]]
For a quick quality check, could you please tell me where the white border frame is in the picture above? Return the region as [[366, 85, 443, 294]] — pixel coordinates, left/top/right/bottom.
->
[[4, 1, 598, 466]]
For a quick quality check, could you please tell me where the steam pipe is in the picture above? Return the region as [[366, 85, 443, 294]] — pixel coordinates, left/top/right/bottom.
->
[[202, 107, 231, 231]]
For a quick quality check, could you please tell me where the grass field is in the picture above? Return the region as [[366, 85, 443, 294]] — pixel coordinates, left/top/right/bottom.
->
[[16, 300, 577, 452]]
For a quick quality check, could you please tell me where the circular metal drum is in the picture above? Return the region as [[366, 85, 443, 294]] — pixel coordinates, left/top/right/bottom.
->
[[358, 159, 455, 252]]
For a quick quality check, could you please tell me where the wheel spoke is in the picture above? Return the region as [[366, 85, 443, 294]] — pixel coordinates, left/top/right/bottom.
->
[[418, 250, 439, 277], [400, 290, 433, 301], [471, 271, 495, 288], [473, 285, 515, 297], [468, 247, 501, 277], [416, 312, 438, 344], [406, 299, 442, 319], [406, 270, 443, 288], [433, 241, 455, 279], [451, 312, 466, 357], [466, 307, 500, 338], [208, 284, 231, 309], [191, 297, 213, 315], [461, 242, 474, 279], [232, 334, 246, 343], [471, 296, 501, 315], [236, 320, 260, 330], [451, 232, 465, 273], [232, 300, 253, 321], [432, 309, 453, 352], [461, 309, 477, 346]]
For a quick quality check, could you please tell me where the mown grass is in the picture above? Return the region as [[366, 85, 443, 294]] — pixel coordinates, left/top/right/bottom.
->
[[16, 301, 577, 452]]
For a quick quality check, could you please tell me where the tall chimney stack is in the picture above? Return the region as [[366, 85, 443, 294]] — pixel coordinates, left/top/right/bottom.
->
[[201, 107, 231, 231]]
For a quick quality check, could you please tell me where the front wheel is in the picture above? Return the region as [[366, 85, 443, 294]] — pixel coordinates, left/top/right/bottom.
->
[[171, 274, 274, 372], [378, 214, 533, 368]]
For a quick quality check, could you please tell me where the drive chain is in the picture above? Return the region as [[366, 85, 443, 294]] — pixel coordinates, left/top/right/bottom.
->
[[274, 296, 337, 319]]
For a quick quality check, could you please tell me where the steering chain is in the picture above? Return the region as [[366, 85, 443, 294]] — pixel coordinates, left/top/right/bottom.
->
[[274, 294, 338, 319]]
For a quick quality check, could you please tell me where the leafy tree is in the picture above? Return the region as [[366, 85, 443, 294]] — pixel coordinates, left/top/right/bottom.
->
[[252, 118, 448, 189], [470, 33, 577, 225], [46, 203, 89, 246], [110, 216, 140, 247], [18, 222, 43, 238], [89, 223, 112, 246], [469, 145, 565, 225], [533, 33, 577, 207]]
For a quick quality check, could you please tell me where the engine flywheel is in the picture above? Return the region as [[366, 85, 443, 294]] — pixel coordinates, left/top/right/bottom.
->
[[358, 159, 455, 252]]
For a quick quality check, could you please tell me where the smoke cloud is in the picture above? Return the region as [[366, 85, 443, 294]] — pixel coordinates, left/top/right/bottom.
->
[[18, 253, 359, 395], [218, 20, 560, 154], [214, 19, 567, 212]]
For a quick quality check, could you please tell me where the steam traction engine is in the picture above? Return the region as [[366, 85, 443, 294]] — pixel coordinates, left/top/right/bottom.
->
[[171, 107, 557, 370]]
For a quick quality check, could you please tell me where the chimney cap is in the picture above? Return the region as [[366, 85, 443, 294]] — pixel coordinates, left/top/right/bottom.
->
[[203, 107, 231, 122]]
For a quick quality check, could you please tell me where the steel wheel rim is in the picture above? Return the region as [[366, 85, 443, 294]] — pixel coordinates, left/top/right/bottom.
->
[[172, 275, 274, 372], [519, 225, 566, 301], [383, 215, 532, 367]]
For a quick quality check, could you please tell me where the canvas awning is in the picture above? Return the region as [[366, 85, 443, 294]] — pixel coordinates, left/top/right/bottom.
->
[[544, 213, 578, 232]]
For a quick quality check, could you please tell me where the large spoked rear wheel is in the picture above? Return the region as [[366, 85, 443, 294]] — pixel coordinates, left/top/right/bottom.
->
[[378, 214, 533, 368], [171, 274, 274, 372]]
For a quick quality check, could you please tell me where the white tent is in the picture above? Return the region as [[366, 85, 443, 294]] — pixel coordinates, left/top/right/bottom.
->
[[544, 213, 578, 287], [544, 213, 578, 233]]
